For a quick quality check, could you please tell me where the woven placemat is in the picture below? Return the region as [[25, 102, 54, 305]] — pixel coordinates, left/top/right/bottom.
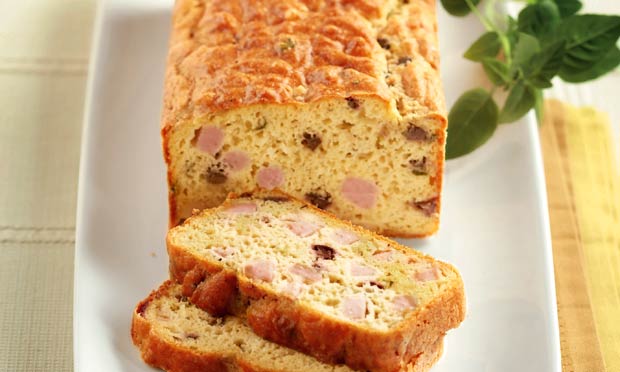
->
[[557, 100, 620, 371], [0, 1, 96, 371], [541, 99, 612, 372]]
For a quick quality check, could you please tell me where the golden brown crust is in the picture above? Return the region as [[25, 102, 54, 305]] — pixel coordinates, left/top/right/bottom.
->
[[242, 286, 462, 371], [162, 120, 177, 229], [161, 0, 395, 127], [131, 281, 447, 372], [160, 0, 445, 131], [187, 269, 239, 316], [167, 190, 465, 372], [407, 337, 444, 372]]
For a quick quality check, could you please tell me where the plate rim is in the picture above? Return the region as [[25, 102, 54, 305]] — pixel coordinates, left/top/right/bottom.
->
[[73, 1, 562, 371], [73, 0, 108, 370]]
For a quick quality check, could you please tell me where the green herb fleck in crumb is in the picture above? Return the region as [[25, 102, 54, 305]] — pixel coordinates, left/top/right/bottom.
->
[[279, 38, 296, 52]]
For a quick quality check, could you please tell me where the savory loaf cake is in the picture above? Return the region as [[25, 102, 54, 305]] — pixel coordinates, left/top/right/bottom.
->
[[162, 0, 447, 237], [167, 191, 465, 372], [131, 281, 445, 372]]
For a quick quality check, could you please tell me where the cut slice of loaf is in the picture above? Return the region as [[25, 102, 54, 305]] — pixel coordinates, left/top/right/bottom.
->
[[163, 0, 447, 237], [132, 281, 445, 372], [167, 190, 465, 372]]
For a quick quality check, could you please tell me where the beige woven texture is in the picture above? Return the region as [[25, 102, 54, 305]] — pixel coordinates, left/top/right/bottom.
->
[[0, 1, 95, 371]]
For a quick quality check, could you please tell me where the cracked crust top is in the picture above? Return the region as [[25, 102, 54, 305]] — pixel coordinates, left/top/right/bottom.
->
[[161, 0, 444, 130]]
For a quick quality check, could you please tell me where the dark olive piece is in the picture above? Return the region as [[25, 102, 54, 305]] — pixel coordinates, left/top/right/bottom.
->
[[403, 123, 432, 141], [205, 163, 228, 184], [410, 197, 438, 216], [398, 56, 412, 65], [301, 132, 322, 151], [305, 190, 332, 209], [377, 38, 391, 50], [345, 96, 360, 109], [312, 244, 336, 260]]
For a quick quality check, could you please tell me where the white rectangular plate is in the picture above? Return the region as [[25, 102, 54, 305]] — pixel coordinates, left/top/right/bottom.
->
[[74, 1, 561, 371]]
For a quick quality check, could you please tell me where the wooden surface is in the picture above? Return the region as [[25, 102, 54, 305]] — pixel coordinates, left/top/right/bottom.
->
[[559, 101, 620, 371], [541, 99, 619, 372]]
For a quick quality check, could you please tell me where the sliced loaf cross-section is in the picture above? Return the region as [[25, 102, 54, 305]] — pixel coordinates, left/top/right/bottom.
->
[[131, 281, 445, 372], [167, 191, 465, 372], [163, 0, 447, 237]]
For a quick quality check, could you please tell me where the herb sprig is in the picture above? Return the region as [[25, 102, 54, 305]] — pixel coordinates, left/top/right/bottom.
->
[[442, 0, 620, 159]]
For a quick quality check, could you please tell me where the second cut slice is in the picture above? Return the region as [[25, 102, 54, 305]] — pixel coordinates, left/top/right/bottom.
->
[[167, 190, 465, 372]]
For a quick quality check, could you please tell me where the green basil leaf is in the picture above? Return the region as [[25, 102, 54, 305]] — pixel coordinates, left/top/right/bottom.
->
[[552, 0, 582, 18], [464, 32, 502, 61], [499, 81, 537, 123], [482, 58, 510, 85], [446, 88, 499, 159], [560, 45, 620, 82], [512, 33, 541, 70], [527, 76, 553, 89], [518, 1, 561, 38], [523, 41, 565, 88], [560, 15, 620, 49], [507, 16, 520, 37], [441, 0, 481, 17], [555, 15, 620, 73]]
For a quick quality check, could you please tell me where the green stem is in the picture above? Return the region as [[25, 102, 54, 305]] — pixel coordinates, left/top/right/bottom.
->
[[464, 0, 494, 31], [464, 0, 512, 66], [498, 33, 512, 66]]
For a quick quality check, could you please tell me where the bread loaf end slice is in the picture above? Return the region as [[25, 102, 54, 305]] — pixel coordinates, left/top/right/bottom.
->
[[131, 281, 445, 372]]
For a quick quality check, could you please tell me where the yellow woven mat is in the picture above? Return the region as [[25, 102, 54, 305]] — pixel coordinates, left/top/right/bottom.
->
[[542, 99, 620, 372]]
